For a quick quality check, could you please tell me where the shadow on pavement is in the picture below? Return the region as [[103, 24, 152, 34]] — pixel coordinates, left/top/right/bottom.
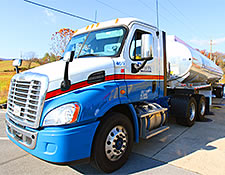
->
[[70, 153, 165, 174], [69, 98, 225, 174]]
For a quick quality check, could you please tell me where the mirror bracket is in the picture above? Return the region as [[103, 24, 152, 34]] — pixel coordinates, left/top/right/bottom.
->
[[131, 57, 152, 73], [61, 62, 71, 91], [61, 51, 74, 91]]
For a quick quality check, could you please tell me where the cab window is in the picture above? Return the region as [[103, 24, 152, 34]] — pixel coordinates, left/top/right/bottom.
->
[[129, 30, 153, 61]]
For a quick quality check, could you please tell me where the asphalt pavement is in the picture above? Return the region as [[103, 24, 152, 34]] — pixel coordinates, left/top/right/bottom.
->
[[0, 98, 225, 175]]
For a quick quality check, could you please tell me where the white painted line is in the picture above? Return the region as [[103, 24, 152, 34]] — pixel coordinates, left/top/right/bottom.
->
[[0, 137, 9, 140], [0, 110, 6, 114]]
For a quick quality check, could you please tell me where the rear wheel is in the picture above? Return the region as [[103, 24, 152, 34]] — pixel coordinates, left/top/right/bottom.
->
[[92, 112, 134, 173], [215, 87, 223, 98], [170, 96, 197, 126], [196, 95, 206, 121]]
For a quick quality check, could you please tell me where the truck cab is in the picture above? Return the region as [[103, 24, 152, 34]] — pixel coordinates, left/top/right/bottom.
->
[[5, 18, 172, 173]]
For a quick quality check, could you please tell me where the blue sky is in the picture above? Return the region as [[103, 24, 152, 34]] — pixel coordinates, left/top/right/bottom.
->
[[1, 0, 225, 59]]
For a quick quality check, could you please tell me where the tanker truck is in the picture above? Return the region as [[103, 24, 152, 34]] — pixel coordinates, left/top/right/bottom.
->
[[5, 18, 223, 173], [166, 35, 223, 125]]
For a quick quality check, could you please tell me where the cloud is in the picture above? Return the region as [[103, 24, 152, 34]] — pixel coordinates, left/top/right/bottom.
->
[[214, 37, 225, 45], [190, 37, 225, 47], [44, 9, 56, 23], [189, 39, 210, 47]]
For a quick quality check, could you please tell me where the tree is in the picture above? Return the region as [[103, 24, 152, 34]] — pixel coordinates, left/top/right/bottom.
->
[[37, 52, 58, 65], [200, 50, 207, 56], [23, 51, 37, 69], [213, 52, 225, 72], [51, 28, 75, 56]]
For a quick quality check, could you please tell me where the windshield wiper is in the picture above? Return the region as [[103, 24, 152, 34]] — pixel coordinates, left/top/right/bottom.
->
[[78, 53, 99, 58]]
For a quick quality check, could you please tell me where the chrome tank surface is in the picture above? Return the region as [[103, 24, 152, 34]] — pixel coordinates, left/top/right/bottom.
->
[[166, 35, 223, 84]]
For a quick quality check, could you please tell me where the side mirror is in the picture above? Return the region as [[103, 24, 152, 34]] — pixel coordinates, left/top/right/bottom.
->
[[131, 34, 154, 73], [61, 51, 75, 91], [13, 59, 23, 73], [13, 59, 22, 67], [63, 51, 75, 62], [141, 34, 153, 60]]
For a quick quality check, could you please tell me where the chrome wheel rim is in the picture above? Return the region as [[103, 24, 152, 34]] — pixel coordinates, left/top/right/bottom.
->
[[200, 100, 206, 116], [190, 103, 196, 121], [105, 125, 128, 161]]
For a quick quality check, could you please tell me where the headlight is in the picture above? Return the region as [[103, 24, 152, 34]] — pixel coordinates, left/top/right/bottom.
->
[[43, 103, 80, 126]]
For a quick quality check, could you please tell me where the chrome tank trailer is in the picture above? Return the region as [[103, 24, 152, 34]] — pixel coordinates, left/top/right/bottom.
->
[[166, 35, 223, 84]]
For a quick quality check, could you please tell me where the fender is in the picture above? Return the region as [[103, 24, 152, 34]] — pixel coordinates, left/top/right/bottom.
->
[[41, 81, 121, 126], [128, 104, 139, 143]]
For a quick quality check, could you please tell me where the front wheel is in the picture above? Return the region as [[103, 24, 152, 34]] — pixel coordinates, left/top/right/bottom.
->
[[92, 112, 134, 173]]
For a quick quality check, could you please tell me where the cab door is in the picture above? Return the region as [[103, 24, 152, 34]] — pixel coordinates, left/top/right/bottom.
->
[[123, 24, 162, 103]]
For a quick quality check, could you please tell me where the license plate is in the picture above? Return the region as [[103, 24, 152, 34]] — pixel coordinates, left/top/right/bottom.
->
[[14, 105, 21, 116]]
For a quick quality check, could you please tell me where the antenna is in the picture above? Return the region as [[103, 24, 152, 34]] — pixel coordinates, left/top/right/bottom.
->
[[156, 0, 159, 31], [24, 0, 97, 23], [95, 10, 97, 22]]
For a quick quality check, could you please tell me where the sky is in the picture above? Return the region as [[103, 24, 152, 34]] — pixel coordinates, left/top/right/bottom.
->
[[1, 0, 225, 59]]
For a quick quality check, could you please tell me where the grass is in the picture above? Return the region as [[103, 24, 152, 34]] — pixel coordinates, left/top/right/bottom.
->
[[0, 60, 40, 104], [0, 72, 15, 103]]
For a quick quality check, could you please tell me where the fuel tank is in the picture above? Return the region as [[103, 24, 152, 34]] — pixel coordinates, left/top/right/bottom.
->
[[166, 35, 223, 84]]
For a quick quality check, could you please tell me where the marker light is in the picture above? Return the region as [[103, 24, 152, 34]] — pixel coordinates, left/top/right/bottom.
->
[[43, 103, 80, 127]]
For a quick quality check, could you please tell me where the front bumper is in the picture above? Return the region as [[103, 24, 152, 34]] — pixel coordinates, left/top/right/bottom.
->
[[6, 115, 100, 163]]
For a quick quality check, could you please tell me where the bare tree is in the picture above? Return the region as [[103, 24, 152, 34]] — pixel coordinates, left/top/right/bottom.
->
[[23, 51, 37, 69]]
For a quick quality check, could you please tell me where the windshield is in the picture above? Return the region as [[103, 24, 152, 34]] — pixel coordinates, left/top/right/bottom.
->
[[63, 26, 127, 58]]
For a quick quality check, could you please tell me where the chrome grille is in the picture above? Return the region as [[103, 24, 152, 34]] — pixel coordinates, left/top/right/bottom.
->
[[7, 72, 49, 128]]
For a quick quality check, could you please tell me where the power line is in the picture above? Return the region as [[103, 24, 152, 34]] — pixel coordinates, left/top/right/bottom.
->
[[158, 1, 194, 31], [137, 0, 174, 25], [144, 0, 207, 41], [138, 0, 208, 41], [167, 0, 186, 18], [166, 0, 208, 39], [24, 0, 97, 23], [96, 0, 133, 17], [137, 0, 189, 39]]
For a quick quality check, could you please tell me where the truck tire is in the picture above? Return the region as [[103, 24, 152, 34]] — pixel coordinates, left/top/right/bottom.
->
[[170, 96, 197, 127], [92, 112, 134, 173], [196, 95, 206, 121], [215, 87, 223, 98]]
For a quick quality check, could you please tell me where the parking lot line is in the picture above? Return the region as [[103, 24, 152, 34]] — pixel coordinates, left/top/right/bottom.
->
[[0, 110, 6, 114], [0, 137, 9, 140]]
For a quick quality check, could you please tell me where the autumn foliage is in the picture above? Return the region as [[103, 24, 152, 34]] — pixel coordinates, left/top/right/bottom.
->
[[51, 28, 75, 56], [198, 49, 225, 73]]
